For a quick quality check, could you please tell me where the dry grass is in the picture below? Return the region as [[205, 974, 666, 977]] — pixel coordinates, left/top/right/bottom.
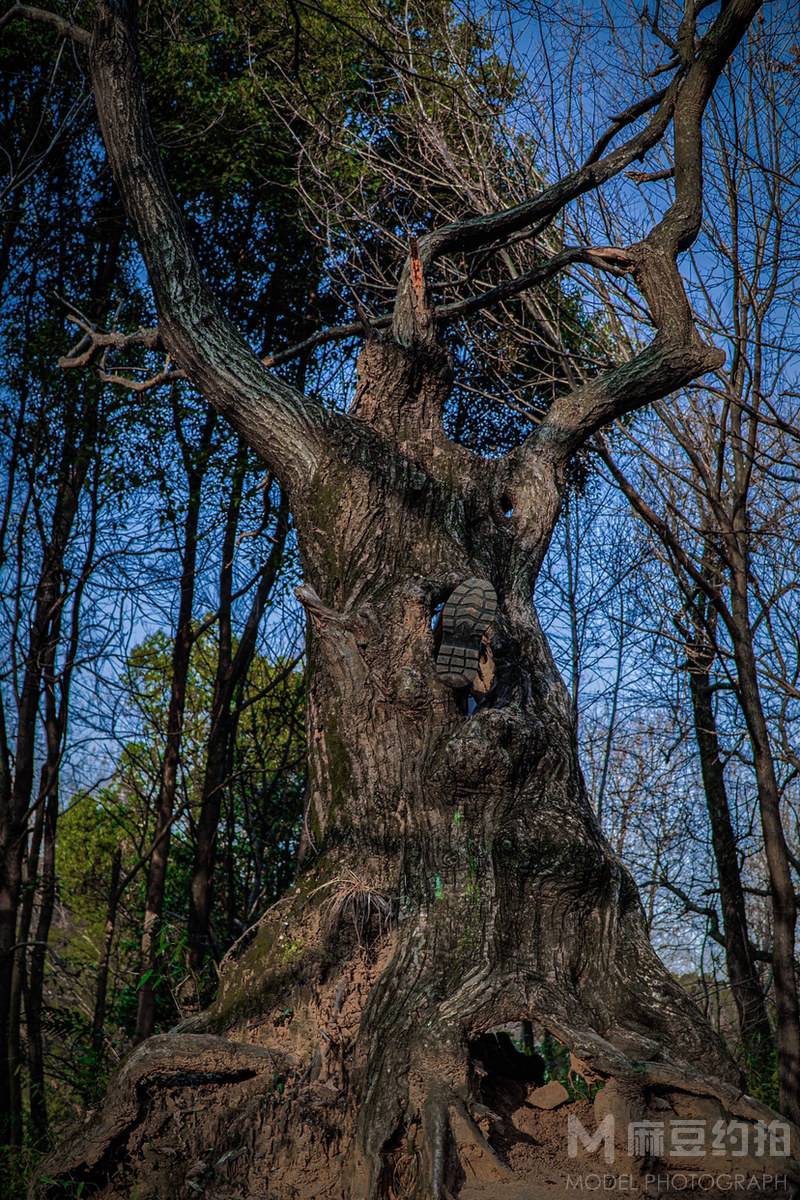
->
[[310, 869, 394, 945], [387, 1146, 419, 1199]]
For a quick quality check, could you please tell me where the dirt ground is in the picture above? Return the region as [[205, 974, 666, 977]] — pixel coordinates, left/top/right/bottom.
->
[[460, 1099, 606, 1200], [457, 1097, 798, 1200]]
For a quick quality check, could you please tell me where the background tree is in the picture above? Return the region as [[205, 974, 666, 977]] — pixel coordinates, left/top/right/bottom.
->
[[50, 631, 304, 1080], [595, 14, 800, 1105], [0, 21, 130, 1141]]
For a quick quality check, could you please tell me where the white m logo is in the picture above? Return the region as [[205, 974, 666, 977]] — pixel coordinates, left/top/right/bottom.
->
[[567, 1114, 616, 1165]]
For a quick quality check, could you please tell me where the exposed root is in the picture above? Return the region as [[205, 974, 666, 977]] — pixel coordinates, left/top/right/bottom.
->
[[32, 1014, 800, 1200], [31, 885, 800, 1200], [33, 1034, 298, 1198]]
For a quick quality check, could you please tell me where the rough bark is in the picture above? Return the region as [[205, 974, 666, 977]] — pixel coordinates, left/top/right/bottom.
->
[[35, 340, 800, 1198], [28, 0, 799, 1193]]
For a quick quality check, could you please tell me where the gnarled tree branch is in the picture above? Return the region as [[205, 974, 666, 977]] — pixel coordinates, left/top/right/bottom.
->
[[11, 0, 762, 519], [86, 0, 328, 493], [505, 0, 761, 525]]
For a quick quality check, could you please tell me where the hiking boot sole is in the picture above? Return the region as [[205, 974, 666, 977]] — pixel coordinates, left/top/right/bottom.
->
[[435, 577, 497, 689]]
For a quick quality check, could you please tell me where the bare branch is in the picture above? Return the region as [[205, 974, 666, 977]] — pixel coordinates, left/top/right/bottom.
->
[[597, 437, 726, 608], [627, 167, 675, 184], [97, 359, 185, 393], [57, 314, 163, 370], [659, 877, 725, 948], [264, 246, 600, 367], [0, 2, 90, 45], [506, 0, 761, 502], [585, 86, 670, 167], [388, 57, 690, 341]]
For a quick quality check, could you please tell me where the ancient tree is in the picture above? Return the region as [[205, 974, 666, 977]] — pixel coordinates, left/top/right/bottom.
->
[[10, 0, 799, 1195]]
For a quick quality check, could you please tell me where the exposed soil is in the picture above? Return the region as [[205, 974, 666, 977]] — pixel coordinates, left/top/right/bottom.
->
[[459, 1095, 797, 1200]]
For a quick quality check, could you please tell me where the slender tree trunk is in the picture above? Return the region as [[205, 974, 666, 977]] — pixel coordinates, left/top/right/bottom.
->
[[24, 416, 103, 1144], [563, 493, 581, 723], [187, 476, 289, 977], [0, 194, 119, 1138], [595, 592, 625, 827], [91, 848, 122, 1056], [0, 431, 89, 1140], [134, 407, 215, 1042], [2, 386, 36, 1147], [223, 792, 237, 948], [601, 437, 800, 1122], [0, 616, 48, 1143], [7, 785, 43, 1147], [186, 345, 303, 976], [26, 784, 57, 1146], [727, 563, 800, 1124], [25, 545, 89, 1140], [684, 606, 773, 1073], [185, 445, 247, 977]]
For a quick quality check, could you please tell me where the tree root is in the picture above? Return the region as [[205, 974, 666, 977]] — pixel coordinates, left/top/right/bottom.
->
[[32, 1016, 800, 1200], [32, 1034, 298, 1199], [31, 887, 800, 1200]]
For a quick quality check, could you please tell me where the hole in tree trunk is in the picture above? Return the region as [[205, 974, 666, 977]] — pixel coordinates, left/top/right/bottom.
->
[[469, 1027, 546, 1094], [469, 1026, 575, 1167]]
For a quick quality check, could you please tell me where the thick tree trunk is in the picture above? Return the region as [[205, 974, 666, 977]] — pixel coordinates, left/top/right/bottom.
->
[[36, 344, 800, 1198]]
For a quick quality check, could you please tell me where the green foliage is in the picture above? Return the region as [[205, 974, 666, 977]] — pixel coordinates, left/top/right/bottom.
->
[[1, 1143, 49, 1200], [142, 0, 364, 196], [744, 1047, 779, 1113], [43, 627, 306, 1128], [537, 1033, 602, 1102], [58, 794, 128, 935]]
